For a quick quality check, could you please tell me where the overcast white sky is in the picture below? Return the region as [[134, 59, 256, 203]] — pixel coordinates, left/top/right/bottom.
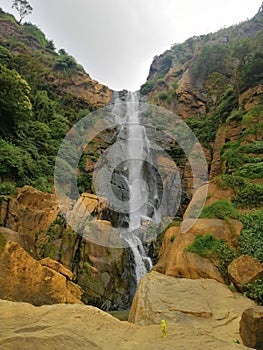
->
[[1, 0, 261, 91]]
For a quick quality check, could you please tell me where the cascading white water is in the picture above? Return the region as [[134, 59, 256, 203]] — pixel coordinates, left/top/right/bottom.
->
[[114, 91, 153, 285], [127, 91, 149, 230]]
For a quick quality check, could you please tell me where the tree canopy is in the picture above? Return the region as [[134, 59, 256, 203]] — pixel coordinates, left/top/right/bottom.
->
[[12, 0, 33, 24]]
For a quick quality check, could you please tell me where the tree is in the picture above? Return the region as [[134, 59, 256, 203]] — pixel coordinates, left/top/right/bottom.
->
[[0, 63, 32, 138], [12, 0, 33, 24]]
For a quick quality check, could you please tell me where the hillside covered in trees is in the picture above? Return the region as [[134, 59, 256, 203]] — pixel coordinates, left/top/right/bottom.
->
[[0, 7, 112, 195]]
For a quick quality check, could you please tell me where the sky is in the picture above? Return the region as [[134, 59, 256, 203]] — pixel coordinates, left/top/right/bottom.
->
[[0, 0, 261, 91]]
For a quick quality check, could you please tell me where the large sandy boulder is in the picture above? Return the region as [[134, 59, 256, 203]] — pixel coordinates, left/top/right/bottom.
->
[[154, 218, 242, 282], [228, 255, 263, 291], [0, 242, 82, 305], [129, 271, 255, 345], [0, 299, 252, 350]]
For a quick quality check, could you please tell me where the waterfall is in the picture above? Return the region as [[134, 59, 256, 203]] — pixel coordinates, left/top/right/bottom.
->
[[114, 91, 154, 285], [127, 91, 148, 230]]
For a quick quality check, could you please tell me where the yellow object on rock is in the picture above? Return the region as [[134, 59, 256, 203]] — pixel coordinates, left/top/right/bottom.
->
[[161, 319, 167, 338]]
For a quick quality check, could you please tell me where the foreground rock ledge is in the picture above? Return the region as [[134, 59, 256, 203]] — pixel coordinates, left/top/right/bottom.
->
[[129, 271, 256, 346], [0, 299, 252, 350]]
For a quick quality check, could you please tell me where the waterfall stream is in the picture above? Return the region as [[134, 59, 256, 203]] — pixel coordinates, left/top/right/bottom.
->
[[114, 91, 154, 284]]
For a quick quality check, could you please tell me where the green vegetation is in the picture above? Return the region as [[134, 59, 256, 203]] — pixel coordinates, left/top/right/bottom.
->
[[170, 234, 175, 242], [0, 181, 17, 195], [77, 154, 93, 193], [238, 210, 263, 263], [221, 139, 263, 181], [157, 90, 173, 103], [186, 210, 263, 304], [244, 278, 263, 305], [0, 63, 32, 136], [215, 88, 238, 123], [233, 184, 263, 209], [157, 54, 173, 78], [186, 234, 237, 276], [185, 114, 218, 150], [22, 22, 47, 48], [193, 44, 231, 81], [200, 200, 240, 220], [140, 80, 156, 95], [0, 9, 100, 193]]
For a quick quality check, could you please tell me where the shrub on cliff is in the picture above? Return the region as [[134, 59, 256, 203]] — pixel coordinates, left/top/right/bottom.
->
[[238, 210, 263, 263], [186, 234, 237, 277], [200, 200, 240, 220]]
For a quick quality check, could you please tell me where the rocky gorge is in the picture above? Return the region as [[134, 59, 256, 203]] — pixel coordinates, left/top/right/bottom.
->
[[0, 4, 263, 350]]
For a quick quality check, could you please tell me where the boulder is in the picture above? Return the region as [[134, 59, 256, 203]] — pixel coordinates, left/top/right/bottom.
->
[[240, 307, 263, 349], [0, 186, 59, 236], [228, 255, 263, 291], [0, 299, 252, 350], [154, 218, 242, 282], [0, 242, 83, 305], [129, 271, 255, 346]]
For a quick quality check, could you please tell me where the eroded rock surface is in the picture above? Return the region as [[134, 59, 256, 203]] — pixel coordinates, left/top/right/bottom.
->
[[129, 271, 255, 346], [0, 299, 252, 350], [0, 242, 82, 305]]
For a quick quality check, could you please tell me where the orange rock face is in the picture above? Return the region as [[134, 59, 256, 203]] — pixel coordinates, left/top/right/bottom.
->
[[0, 242, 83, 305], [154, 218, 242, 282], [0, 186, 59, 236]]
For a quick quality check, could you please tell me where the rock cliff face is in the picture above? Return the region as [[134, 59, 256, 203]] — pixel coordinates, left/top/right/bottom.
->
[[0, 186, 135, 310], [154, 218, 241, 282], [142, 9, 263, 119], [0, 242, 83, 305], [0, 186, 59, 235]]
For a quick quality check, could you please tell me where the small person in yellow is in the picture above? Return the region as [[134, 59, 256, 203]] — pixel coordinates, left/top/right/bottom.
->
[[161, 319, 167, 338]]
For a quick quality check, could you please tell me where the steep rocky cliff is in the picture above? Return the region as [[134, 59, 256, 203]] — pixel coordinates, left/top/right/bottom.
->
[[0, 8, 112, 109], [141, 7, 263, 119], [0, 186, 135, 310], [0, 4, 262, 319], [139, 6, 263, 309]]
